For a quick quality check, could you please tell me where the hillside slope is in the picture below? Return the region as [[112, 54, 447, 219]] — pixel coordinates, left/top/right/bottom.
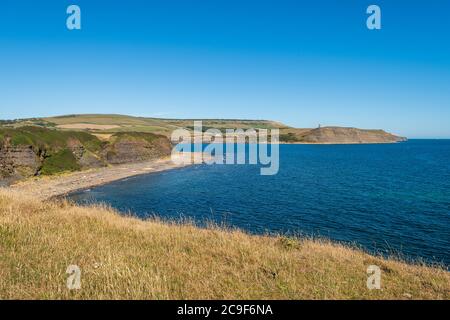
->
[[294, 127, 407, 144], [1, 114, 406, 144], [0, 189, 448, 299]]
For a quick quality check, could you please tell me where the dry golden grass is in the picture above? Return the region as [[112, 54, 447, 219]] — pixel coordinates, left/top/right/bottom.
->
[[0, 189, 448, 300], [91, 133, 113, 141], [56, 124, 120, 130]]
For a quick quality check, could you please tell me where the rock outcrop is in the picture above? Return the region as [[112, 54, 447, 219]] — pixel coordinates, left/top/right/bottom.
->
[[105, 134, 172, 164], [0, 127, 173, 184], [0, 139, 42, 183], [67, 138, 105, 169]]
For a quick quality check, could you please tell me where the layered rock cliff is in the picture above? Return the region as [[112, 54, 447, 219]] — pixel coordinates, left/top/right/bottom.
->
[[105, 132, 172, 164], [0, 142, 42, 185], [0, 127, 172, 184]]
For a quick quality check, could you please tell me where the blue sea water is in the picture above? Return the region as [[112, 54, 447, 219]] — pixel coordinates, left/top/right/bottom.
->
[[68, 140, 450, 266]]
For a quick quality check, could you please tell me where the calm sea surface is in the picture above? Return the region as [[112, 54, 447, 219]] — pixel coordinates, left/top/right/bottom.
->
[[68, 140, 450, 266]]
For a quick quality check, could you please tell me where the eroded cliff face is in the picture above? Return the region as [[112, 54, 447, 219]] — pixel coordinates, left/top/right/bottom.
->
[[0, 128, 173, 184], [105, 135, 172, 164], [0, 139, 42, 183], [66, 138, 105, 169]]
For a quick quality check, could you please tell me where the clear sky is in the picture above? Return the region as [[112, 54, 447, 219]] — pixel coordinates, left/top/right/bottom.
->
[[1, 0, 449, 138]]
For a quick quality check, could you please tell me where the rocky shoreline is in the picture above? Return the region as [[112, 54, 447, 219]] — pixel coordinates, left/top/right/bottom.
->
[[7, 155, 198, 200]]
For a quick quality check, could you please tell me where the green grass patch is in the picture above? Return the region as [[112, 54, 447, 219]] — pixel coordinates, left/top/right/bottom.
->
[[40, 149, 80, 175], [111, 132, 163, 144], [0, 126, 103, 153], [280, 133, 301, 142]]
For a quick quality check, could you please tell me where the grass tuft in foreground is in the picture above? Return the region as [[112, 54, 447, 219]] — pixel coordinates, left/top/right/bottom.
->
[[0, 189, 448, 299]]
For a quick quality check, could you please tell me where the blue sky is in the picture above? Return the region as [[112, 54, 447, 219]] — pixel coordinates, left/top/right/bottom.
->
[[1, 0, 449, 138]]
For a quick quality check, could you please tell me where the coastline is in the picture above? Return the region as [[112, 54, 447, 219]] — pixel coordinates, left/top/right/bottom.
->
[[1, 144, 449, 299], [4, 140, 405, 200], [8, 154, 202, 200]]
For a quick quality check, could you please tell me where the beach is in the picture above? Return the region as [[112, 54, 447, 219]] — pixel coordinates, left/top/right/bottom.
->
[[8, 154, 201, 200]]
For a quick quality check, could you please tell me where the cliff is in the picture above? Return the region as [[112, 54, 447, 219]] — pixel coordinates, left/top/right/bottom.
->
[[0, 126, 172, 184], [105, 132, 173, 164], [0, 144, 41, 185], [281, 127, 407, 144]]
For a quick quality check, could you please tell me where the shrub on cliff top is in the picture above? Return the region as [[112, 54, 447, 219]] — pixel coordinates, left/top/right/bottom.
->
[[111, 131, 166, 144], [0, 126, 103, 152], [40, 149, 81, 175]]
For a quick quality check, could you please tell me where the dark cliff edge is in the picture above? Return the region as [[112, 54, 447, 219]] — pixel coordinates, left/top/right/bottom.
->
[[0, 127, 172, 185]]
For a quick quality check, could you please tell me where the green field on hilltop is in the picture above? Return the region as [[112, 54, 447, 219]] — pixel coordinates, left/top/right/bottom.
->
[[0, 114, 405, 143]]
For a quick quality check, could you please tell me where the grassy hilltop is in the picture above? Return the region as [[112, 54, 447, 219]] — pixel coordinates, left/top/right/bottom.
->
[[0, 189, 448, 299], [2, 114, 406, 143]]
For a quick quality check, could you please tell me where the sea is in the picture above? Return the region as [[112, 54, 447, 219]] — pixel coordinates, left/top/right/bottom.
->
[[68, 140, 450, 266]]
